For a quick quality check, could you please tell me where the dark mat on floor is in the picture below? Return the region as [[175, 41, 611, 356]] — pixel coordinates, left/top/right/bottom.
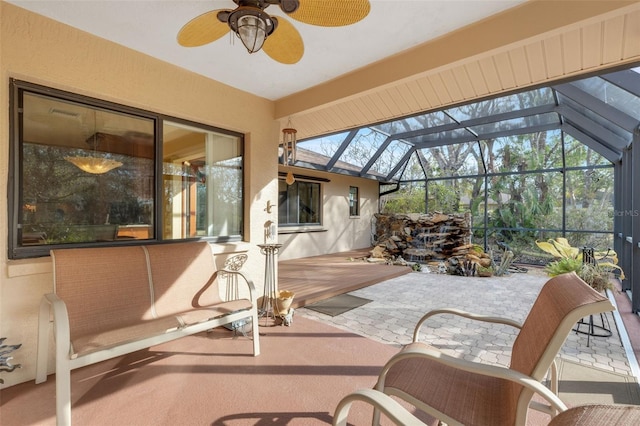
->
[[305, 294, 372, 316], [557, 359, 640, 405]]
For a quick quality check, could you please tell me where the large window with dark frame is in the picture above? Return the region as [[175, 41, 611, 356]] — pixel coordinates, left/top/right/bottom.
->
[[278, 179, 321, 227], [9, 80, 243, 259]]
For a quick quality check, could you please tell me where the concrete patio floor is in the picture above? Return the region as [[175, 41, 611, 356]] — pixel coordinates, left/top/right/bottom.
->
[[3, 258, 638, 425]]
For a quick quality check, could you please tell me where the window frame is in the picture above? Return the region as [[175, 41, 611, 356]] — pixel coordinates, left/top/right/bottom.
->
[[349, 186, 360, 217], [9, 79, 244, 259], [278, 178, 323, 229]]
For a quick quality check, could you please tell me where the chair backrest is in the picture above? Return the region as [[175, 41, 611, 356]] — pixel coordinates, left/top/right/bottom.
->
[[510, 272, 614, 380], [51, 246, 153, 341], [144, 241, 223, 318]]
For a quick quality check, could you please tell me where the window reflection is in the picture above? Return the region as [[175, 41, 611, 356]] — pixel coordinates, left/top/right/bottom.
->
[[13, 81, 244, 258], [20, 93, 154, 246], [162, 121, 242, 239]]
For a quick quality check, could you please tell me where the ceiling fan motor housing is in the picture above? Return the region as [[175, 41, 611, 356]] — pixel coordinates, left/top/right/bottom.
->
[[226, 7, 276, 35], [233, 0, 299, 14]]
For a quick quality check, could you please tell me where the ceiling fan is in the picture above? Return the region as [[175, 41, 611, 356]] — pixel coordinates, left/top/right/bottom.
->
[[177, 0, 371, 64]]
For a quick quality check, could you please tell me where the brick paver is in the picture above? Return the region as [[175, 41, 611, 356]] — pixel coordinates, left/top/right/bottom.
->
[[298, 268, 636, 377]]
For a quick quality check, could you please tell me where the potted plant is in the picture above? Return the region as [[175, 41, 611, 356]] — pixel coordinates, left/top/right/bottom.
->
[[535, 238, 624, 292]]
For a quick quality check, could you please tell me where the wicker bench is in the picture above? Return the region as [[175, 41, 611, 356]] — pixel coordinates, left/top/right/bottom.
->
[[35, 241, 259, 425]]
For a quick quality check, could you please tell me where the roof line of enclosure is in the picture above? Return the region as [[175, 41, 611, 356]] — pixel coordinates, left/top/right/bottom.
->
[[295, 68, 640, 183]]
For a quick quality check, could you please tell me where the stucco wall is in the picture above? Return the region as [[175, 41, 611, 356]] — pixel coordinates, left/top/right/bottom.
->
[[276, 169, 377, 261]]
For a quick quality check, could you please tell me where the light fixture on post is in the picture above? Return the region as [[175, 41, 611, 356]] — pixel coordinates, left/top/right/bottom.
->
[[65, 110, 122, 174], [281, 124, 297, 185], [225, 5, 277, 53]]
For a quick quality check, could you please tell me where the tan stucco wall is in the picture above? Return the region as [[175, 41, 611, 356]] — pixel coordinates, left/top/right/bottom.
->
[[276, 170, 378, 261]]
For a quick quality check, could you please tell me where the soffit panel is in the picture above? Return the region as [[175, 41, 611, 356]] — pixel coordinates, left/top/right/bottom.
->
[[603, 14, 627, 63], [582, 22, 605, 68], [478, 57, 503, 93], [524, 41, 547, 82], [493, 50, 518, 89], [509, 47, 532, 87], [414, 78, 439, 109], [623, 9, 640, 57], [463, 61, 490, 96], [543, 35, 566, 78], [395, 83, 423, 112], [562, 29, 584, 74]]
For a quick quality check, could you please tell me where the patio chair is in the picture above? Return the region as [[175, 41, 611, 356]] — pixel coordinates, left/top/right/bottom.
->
[[333, 272, 615, 426]]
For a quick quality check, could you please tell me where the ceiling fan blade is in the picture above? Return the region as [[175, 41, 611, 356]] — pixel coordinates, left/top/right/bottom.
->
[[289, 0, 370, 27], [177, 10, 230, 47], [263, 17, 304, 65]]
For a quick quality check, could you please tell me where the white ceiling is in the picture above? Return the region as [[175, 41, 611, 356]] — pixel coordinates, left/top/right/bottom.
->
[[6, 0, 526, 100]]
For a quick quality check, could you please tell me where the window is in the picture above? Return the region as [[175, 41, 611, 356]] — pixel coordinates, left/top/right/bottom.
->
[[162, 121, 243, 239], [349, 186, 359, 216], [278, 179, 321, 227], [9, 80, 243, 259]]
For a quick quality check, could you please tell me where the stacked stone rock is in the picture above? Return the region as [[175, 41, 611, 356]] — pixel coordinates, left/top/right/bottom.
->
[[371, 212, 491, 270]]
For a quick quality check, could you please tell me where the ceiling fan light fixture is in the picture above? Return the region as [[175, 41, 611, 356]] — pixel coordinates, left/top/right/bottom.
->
[[237, 14, 267, 52], [228, 7, 275, 53]]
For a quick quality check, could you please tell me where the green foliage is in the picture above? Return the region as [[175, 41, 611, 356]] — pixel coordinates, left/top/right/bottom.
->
[[544, 257, 583, 276], [544, 259, 613, 292], [536, 237, 623, 291], [427, 183, 461, 213], [377, 125, 614, 267], [381, 183, 425, 214]]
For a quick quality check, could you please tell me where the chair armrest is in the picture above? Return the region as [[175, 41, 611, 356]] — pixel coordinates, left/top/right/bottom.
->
[[377, 344, 568, 414], [219, 269, 257, 303], [41, 294, 71, 354], [413, 308, 523, 342], [36, 293, 72, 383], [333, 388, 426, 426]]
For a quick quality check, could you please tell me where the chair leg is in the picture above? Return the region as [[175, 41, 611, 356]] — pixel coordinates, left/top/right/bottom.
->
[[35, 298, 51, 384], [251, 310, 260, 356], [56, 362, 72, 426]]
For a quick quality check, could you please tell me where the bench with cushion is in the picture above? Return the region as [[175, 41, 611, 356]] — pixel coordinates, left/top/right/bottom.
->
[[35, 241, 259, 425]]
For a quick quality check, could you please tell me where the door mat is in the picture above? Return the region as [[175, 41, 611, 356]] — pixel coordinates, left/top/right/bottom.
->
[[305, 294, 372, 317], [557, 358, 640, 405]]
